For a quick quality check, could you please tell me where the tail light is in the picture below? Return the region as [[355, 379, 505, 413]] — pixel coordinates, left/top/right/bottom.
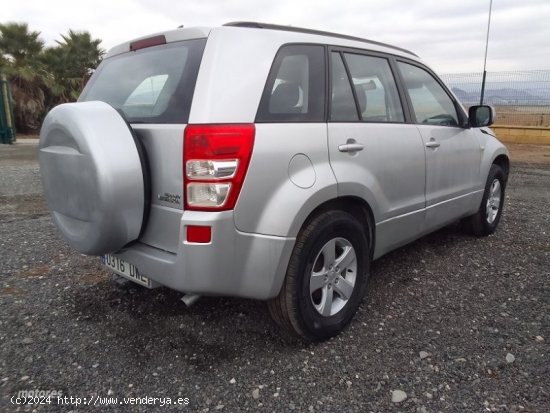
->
[[184, 124, 255, 211]]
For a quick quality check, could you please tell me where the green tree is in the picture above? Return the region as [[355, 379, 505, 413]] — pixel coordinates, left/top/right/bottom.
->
[[42, 30, 104, 102], [0, 22, 51, 131], [57, 30, 103, 78], [0, 22, 43, 66], [0, 23, 104, 131]]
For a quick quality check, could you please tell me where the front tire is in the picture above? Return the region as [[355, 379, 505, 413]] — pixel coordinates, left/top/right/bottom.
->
[[462, 164, 506, 236], [268, 210, 370, 342]]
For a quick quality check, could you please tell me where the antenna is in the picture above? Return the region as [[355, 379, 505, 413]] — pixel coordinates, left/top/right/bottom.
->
[[480, 0, 493, 105]]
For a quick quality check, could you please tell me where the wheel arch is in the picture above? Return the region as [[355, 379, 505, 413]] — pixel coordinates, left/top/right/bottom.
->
[[492, 154, 510, 182], [297, 196, 376, 260]]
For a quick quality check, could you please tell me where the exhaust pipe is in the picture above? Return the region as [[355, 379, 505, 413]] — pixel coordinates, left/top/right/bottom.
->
[[181, 294, 201, 307]]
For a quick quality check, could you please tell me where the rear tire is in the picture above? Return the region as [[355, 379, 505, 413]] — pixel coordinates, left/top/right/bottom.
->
[[268, 210, 370, 342], [462, 164, 506, 236]]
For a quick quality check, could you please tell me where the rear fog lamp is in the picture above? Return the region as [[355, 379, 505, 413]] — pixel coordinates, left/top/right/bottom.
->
[[186, 225, 212, 243]]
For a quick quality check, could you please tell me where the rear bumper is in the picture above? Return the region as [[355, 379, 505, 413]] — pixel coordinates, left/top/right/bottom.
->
[[114, 210, 295, 300]]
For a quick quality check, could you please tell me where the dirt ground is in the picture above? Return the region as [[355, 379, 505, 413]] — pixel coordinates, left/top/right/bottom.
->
[[1, 139, 549, 412], [506, 143, 550, 167]]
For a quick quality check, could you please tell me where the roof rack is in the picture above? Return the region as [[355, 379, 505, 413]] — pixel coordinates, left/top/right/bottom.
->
[[223, 22, 418, 57]]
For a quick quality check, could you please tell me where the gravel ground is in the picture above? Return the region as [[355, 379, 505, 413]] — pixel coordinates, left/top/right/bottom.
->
[[0, 141, 549, 412]]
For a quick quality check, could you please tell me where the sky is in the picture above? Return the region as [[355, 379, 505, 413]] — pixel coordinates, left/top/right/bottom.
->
[[3, 0, 549, 74]]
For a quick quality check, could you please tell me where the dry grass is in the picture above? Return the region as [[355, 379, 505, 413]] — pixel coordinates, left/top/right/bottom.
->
[[493, 106, 550, 127], [506, 143, 550, 166]]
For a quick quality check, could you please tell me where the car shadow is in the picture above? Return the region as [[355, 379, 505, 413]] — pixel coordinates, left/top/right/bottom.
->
[[67, 220, 475, 361]]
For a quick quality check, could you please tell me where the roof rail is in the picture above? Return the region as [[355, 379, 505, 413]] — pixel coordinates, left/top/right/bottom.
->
[[223, 21, 418, 57]]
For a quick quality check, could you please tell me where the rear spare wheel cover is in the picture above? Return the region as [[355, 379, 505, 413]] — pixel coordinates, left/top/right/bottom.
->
[[39, 101, 145, 255]]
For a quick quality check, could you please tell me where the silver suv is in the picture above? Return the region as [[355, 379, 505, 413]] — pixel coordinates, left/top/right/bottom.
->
[[39, 22, 509, 341]]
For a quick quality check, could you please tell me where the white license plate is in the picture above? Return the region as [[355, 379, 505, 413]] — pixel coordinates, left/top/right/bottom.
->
[[101, 254, 151, 288]]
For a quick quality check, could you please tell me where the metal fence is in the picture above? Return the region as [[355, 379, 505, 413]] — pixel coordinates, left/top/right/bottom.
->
[[440, 70, 550, 127]]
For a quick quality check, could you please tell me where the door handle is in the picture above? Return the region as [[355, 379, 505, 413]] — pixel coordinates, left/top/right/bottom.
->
[[425, 138, 440, 149], [338, 142, 364, 153]]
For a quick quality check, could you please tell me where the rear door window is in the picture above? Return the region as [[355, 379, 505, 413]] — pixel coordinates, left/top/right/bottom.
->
[[256, 45, 325, 122], [80, 38, 206, 124], [330, 52, 359, 121], [343, 53, 405, 123]]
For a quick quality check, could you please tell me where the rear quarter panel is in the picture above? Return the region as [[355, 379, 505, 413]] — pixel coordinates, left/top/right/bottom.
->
[[189, 27, 282, 124], [234, 123, 337, 237]]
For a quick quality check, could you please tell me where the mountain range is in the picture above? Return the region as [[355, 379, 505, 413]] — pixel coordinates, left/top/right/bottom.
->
[[450, 86, 550, 106]]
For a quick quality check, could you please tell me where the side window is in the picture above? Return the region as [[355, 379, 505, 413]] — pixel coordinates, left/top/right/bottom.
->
[[344, 53, 405, 123], [330, 52, 358, 121], [256, 45, 325, 122], [398, 62, 459, 126]]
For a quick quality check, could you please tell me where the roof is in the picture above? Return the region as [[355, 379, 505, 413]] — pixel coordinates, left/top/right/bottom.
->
[[223, 21, 418, 57]]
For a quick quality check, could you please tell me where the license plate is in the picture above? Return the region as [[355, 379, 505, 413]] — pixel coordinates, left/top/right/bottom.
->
[[101, 254, 151, 288]]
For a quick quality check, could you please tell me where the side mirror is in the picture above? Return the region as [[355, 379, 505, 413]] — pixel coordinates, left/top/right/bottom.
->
[[469, 105, 496, 127]]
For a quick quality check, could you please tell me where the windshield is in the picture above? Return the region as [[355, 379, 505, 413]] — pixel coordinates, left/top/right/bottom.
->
[[79, 38, 206, 124]]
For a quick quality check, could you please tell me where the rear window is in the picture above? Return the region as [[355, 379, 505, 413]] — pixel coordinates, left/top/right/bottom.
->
[[79, 39, 206, 124]]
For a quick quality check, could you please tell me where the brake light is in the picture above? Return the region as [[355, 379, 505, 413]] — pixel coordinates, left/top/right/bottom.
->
[[184, 124, 255, 211], [130, 35, 166, 51]]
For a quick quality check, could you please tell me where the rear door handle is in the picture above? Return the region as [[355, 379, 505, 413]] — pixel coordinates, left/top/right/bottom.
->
[[425, 138, 440, 149], [338, 143, 364, 153]]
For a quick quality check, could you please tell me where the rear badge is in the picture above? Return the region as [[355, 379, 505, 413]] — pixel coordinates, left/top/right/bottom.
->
[[158, 193, 181, 205]]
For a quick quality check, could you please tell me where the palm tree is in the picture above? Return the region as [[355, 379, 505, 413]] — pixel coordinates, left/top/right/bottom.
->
[[0, 22, 43, 65], [1, 23, 104, 132], [57, 30, 104, 78], [0, 22, 51, 131], [41, 30, 104, 102]]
